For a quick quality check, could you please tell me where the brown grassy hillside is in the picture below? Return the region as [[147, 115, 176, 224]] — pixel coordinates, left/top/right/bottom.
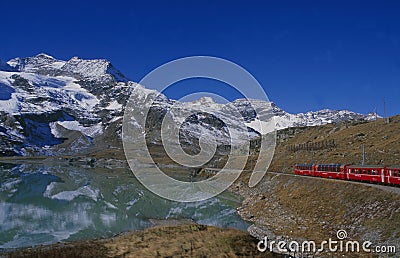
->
[[267, 115, 400, 172], [6, 224, 278, 258]]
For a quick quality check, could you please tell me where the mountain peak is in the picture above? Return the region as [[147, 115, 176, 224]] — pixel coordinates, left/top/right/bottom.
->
[[2, 54, 129, 83], [34, 53, 55, 59], [0, 59, 16, 72], [62, 56, 128, 82], [193, 96, 216, 104], [6, 53, 65, 73]]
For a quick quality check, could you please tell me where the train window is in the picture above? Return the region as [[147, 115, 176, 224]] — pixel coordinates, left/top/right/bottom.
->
[[372, 170, 377, 175]]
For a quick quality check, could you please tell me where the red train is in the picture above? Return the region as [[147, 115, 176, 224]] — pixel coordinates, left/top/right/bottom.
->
[[294, 164, 400, 186]]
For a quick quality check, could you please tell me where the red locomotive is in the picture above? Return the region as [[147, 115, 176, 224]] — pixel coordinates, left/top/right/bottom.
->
[[294, 164, 400, 186]]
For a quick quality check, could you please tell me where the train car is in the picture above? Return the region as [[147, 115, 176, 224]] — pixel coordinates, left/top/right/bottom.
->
[[346, 165, 385, 184], [314, 164, 346, 179], [294, 163, 400, 187], [386, 167, 400, 186], [294, 164, 314, 176]]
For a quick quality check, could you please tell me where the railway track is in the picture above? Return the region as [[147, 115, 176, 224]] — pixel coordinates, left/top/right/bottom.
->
[[266, 170, 400, 195], [198, 167, 400, 195]]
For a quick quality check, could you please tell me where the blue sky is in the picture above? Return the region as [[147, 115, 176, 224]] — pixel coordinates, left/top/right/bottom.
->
[[1, 0, 399, 116]]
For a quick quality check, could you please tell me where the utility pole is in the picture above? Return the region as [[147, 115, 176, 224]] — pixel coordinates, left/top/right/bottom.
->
[[362, 144, 366, 166], [383, 98, 389, 124]]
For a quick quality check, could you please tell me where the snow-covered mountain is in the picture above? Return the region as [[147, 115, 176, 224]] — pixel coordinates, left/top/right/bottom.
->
[[0, 54, 378, 157], [254, 102, 378, 131]]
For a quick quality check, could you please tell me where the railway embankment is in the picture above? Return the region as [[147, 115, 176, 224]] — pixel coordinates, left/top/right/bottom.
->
[[230, 172, 400, 256]]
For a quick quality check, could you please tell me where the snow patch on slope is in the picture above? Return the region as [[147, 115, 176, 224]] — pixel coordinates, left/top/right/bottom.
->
[[50, 121, 103, 138], [245, 119, 275, 134], [105, 100, 122, 110]]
